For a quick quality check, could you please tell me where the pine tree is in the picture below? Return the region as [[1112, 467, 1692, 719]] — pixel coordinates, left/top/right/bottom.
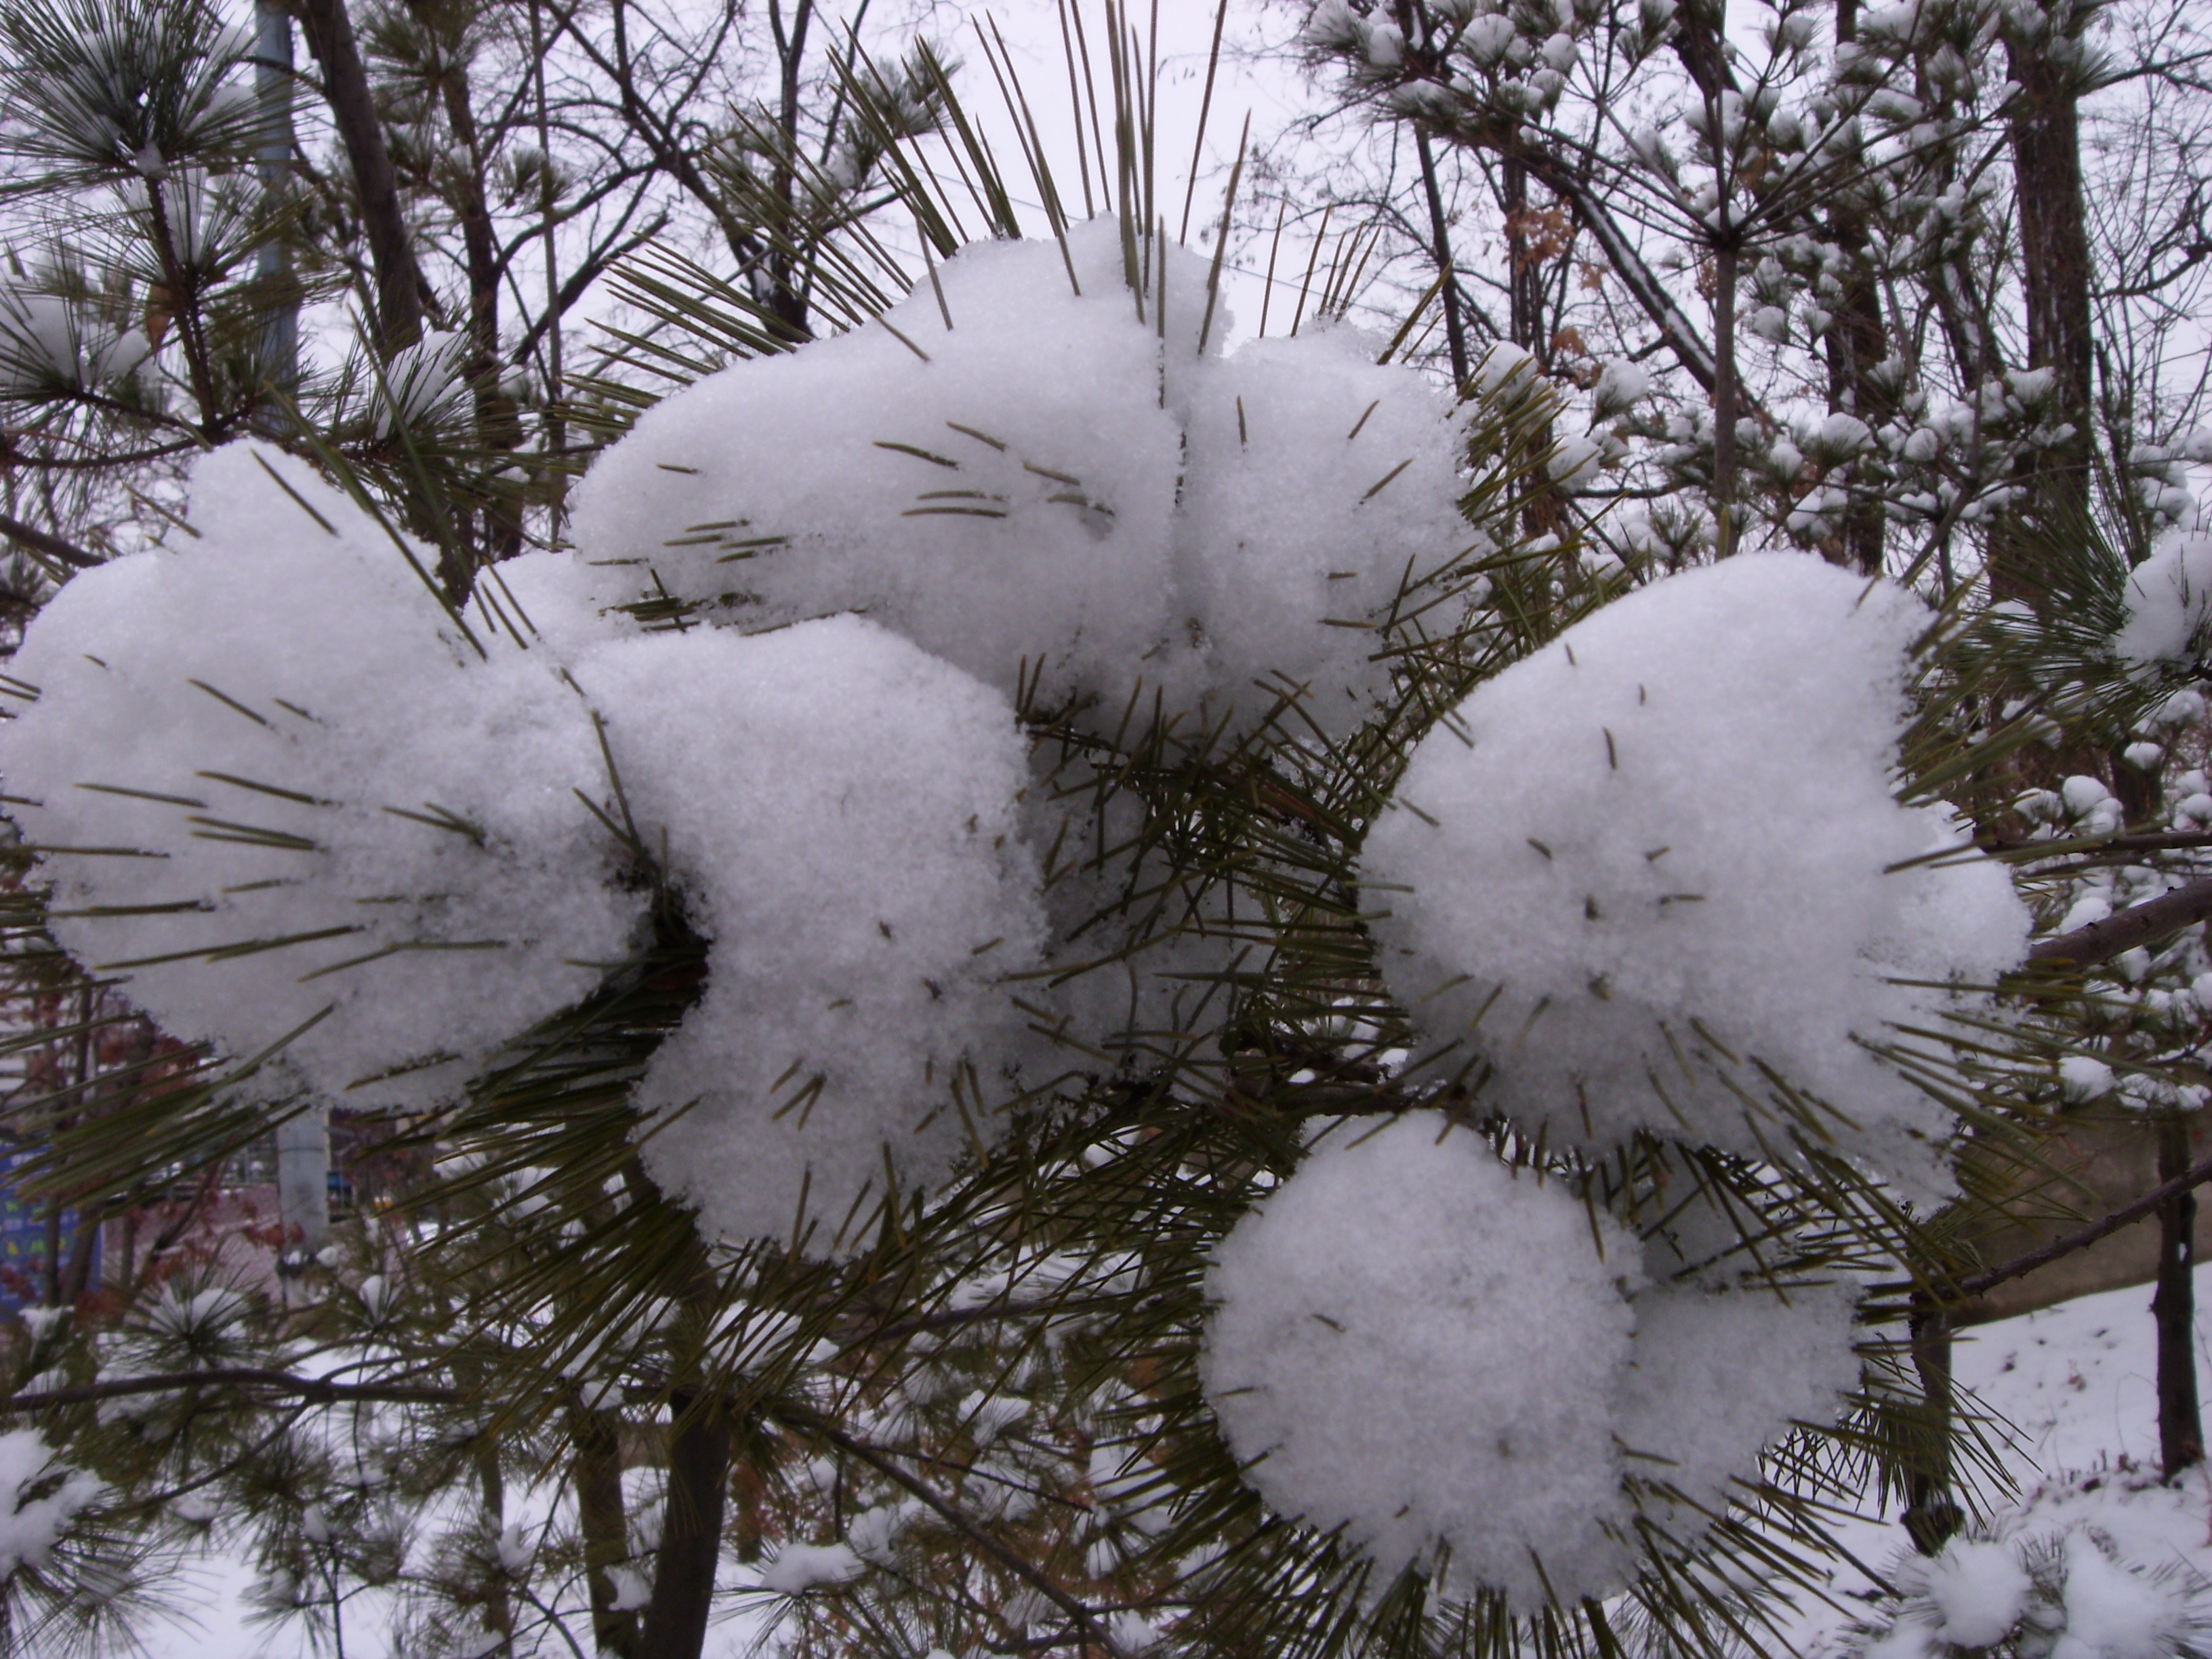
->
[[0, 3, 2204, 1658]]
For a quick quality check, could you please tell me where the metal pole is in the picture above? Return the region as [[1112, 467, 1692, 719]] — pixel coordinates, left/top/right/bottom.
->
[[275, 1105, 329, 1291]]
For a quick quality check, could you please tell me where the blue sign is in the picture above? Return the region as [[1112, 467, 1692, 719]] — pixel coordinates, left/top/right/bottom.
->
[[0, 1152, 100, 1310]]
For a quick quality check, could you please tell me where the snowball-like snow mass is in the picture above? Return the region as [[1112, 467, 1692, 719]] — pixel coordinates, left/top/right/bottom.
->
[[1202, 1113, 1639, 1606], [1614, 1279, 1859, 1517], [1361, 554, 2030, 1185], [1865, 1530, 2200, 1659], [1, 445, 644, 1107], [568, 617, 1046, 1250], [2114, 528, 2212, 667], [1887, 1539, 2035, 1651], [0, 447, 1050, 1250], [569, 218, 1472, 735], [1201, 1112, 1860, 1605], [0, 1429, 102, 1579]]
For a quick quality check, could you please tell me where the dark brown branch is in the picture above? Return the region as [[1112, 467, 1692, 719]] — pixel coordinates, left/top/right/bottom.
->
[[296, 0, 426, 354], [839, 1292, 1104, 1348], [572, 1404, 640, 1659], [1935, 1149, 2212, 1302], [0, 1367, 460, 1410], [0, 511, 98, 569], [2026, 875, 2212, 967], [1411, 125, 1468, 387], [638, 1397, 730, 1659], [2155, 1117, 2203, 1475]]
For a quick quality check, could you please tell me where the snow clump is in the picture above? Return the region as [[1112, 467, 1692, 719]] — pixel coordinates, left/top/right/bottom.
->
[[1360, 554, 2030, 1189], [1856, 1523, 2209, 1659], [2114, 528, 2212, 668], [1614, 1277, 1859, 1520], [0, 1429, 103, 1580], [569, 617, 1046, 1252], [758, 1540, 865, 1593], [1202, 1112, 1860, 1605], [1, 449, 1050, 1251], [568, 218, 1471, 737], [1, 443, 644, 1108], [1201, 1112, 1640, 1606]]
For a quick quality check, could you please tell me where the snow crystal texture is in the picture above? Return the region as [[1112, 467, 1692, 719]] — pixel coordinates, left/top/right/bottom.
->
[[569, 617, 1046, 1250], [1201, 1111, 1861, 1605], [1202, 1112, 1640, 1606], [0, 1429, 101, 1578], [1, 444, 643, 1107], [1615, 1279, 1859, 1519], [2115, 529, 2212, 667], [1361, 554, 2029, 1187], [569, 219, 1471, 736]]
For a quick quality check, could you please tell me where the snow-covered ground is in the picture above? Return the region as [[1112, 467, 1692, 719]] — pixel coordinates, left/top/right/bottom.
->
[[138, 1265, 2212, 1656], [1788, 1266, 2212, 1655]]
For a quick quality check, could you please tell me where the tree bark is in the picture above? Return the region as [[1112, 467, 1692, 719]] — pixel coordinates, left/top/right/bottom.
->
[[1672, 0, 1739, 555], [1412, 127, 1468, 388], [1711, 239, 1740, 558], [252, 0, 299, 424], [1498, 146, 1570, 545], [765, 0, 815, 335], [1996, 14, 2095, 595], [296, 0, 426, 355], [573, 1406, 640, 1658], [1822, 0, 1891, 575], [638, 1398, 731, 1659], [1904, 1305, 1963, 1553], [2155, 1116, 2204, 1478], [416, 22, 523, 575]]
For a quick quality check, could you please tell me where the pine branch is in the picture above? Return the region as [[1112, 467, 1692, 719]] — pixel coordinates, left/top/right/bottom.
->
[[1881, 1149, 2212, 1304], [0, 510, 99, 569], [296, 0, 426, 354], [769, 1397, 1124, 1655], [2024, 874, 2212, 968], [0, 1368, 461, 1410]]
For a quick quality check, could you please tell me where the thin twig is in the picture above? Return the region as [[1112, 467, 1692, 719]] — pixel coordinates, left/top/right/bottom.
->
[[1887, 1149, 2212, 1303], [0, 1368, 461, 1411], [0, 511, 98, 569], [771, 1399, 1120, 1653]]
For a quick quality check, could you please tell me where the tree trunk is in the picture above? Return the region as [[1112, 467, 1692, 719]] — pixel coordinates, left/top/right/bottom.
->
[[1501, 148, 1568, 546], [1711, 239, 1740, 558], [1904, 1305, 1963, 1553], [638, 1398, 731, 1659], [296, 0, 426, 356], [573, 1406, 640, 1658], [1996, 13, 2094, 595], [2155, 1115, 2203, 1478], [252, 0, 299, 424], [1412, 127, 1467, 388], [419, 27, 523, 579], [1821, 0, 1891, 576]]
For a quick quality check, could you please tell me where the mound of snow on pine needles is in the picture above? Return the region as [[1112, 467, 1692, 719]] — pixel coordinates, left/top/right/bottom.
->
[[1200, 1111, 1858, 1607], [1, 447, 1051, 1252], [1, 444, 644, 1108], [2114, 528, 2212, 668], [569, 617, 1046, 1251], [1361, 554, 2028, 1188], [568, 218, 1473, 735], [1853, 1490, 2212, 1659], [0, 1429, 102, 1579]]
